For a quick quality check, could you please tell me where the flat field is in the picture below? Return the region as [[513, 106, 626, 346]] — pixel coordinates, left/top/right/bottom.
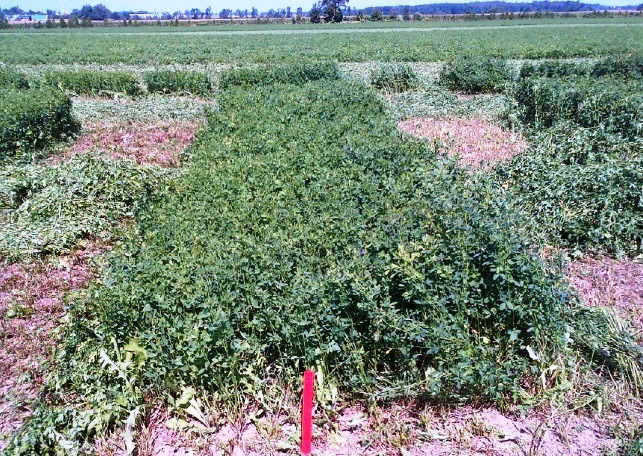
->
[[1, 17, 642, 455], [1, 17, 642, 64]]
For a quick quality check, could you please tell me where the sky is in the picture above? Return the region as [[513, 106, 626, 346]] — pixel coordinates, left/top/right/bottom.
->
[[3, 0, 638, 15]]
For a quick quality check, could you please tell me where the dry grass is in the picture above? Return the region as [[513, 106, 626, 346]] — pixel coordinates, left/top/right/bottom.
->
[[47, 121, 199, 168], [567, 256, 643, 333], [398, 116, 527, 169]]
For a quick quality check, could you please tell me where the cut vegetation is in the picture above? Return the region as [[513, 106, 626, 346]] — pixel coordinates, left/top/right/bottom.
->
[[398, 116, 527, 168]]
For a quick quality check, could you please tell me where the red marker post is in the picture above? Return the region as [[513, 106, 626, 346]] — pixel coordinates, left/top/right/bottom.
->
[[301, 370, 315, 455]]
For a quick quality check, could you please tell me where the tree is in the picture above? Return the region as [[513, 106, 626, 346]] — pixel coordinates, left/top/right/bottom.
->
[[6, 6, 23, 15], [637, 3, 643, 10], [321, 0, 347, 22], [59, 17, 67, 27], [403, 7, 411, 20], [309, 3, 321, 23], [251, 7, 258, 18], [0, 12, 8, 29], [68, 14, 80, 27], [370, 9, 383, 21], [74, 4, 111, 21]]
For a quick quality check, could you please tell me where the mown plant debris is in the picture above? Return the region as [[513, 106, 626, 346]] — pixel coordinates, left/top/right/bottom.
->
[[398, 116, 527, 168]]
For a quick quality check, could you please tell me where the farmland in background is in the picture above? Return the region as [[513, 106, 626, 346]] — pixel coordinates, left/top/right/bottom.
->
[[0, 17, 642, 64], [1, 17, 642, 455]]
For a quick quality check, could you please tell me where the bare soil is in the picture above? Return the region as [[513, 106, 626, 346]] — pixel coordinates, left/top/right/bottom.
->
[[97, 402, 626, 455]]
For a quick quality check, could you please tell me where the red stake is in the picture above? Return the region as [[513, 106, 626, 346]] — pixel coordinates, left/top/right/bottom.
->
[[301, 370, 315, 455]]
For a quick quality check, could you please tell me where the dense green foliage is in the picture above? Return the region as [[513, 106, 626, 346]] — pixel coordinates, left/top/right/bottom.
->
[[518, 54, 643, 80], [1, 20, 642, 65], [591, 54, 643, 79], [0, 88, 78, 160], [0, 66, 30, 89], [505, 64, 643, 256], [0, 154, 163, 259], [370, 63, 418, 92], [145, 70, 212, 96], [10, 79, 640, 454], [497, 125, 642, 256], [44, 69, 143, 97], [439, 57, 512, 94], [6, 76, 643, 454], [219, 62, 340, 88], [518, 60, 589, 79], [511, 76, 642, 138]]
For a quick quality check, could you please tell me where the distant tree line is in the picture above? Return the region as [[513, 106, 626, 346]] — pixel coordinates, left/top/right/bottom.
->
[[1, 0, 640, 29], [359, 1, 633, 16]]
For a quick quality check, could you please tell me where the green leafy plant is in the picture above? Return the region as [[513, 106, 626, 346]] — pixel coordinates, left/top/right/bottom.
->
[[1, 22, 642, 66], [439, 56, 512, 94], [0, 66, 30, 89], [591, 54, 643, 79], [9, 81, 641, 453], [511, 76, 642, 138], [0, 88, 79, 160], [218, 62, 340, 88], [370, 63, 418, 92], [44, 69, 143, 97], [518, 60, 590, 80], [496, 125, 642, 257], [145, 70, 212, 96]]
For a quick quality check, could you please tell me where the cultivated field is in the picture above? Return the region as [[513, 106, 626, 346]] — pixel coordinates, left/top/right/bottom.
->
[[0, 17, 642, 455], [1, 17, 643, 64]]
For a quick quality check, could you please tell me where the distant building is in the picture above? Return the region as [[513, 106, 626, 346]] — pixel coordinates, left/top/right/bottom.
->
[[130, 12, 162, 20], [7, 14, 48, 22]]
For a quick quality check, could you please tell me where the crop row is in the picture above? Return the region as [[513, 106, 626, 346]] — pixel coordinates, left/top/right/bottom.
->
[[2, 63, 342, 97], [0, 87, 78, 161]]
